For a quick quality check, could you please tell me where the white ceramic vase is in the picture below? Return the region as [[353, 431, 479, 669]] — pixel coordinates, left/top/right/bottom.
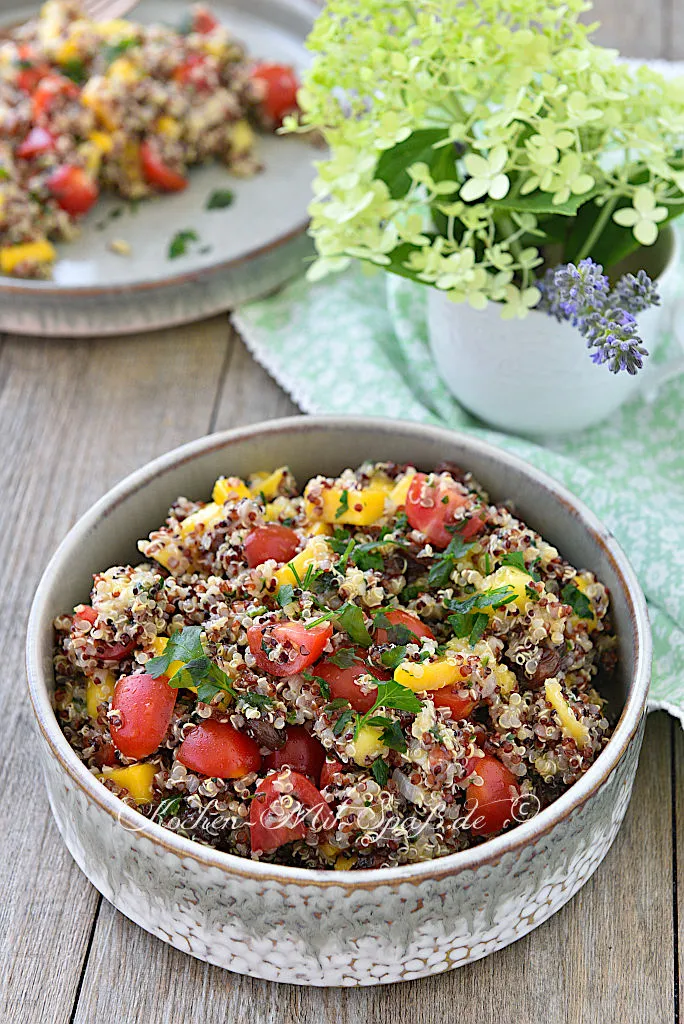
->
[[427, 227, 682, 436]]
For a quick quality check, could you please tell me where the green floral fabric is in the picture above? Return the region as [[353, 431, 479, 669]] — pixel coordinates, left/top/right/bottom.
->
[[233, 224, 684, 725]]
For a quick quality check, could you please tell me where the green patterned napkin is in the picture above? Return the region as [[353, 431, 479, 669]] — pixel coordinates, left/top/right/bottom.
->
[[233, 226, 684, 725]]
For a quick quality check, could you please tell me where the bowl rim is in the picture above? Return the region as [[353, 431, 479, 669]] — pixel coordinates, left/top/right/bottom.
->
[[26, 415, 651, 888]]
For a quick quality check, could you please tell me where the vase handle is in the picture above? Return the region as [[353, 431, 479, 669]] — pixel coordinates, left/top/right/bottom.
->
[[641, 296, 684, 404]]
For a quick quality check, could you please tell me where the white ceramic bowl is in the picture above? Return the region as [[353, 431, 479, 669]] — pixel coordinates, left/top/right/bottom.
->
[[26, 417, 651, 986]]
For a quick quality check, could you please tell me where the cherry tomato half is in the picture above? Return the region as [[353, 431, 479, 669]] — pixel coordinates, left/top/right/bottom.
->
[[316, 648, 380, 713], [140, 139, 188, 192], [178, 719, 261, 779], [74, 605, 98, 625], [109, 672, 177, 760], [17, 126, 55, 158], [405, 472, 485, 550], [374, 608, 435, 646], [15, 46, 50, 92], [244, 523, 300, 568], [250, 770, 334, 852], [31, 74, 79, 121], [247, 620, 332, 678], [263, 725, 325, 784], [431, 687, 477, 720], [465, 754, 520, 836], [319, 758, 346, 789], [173, 52, 213, 90], [47, 165, 99, 216], [249, 62, 299, 124], [192, 6, 220, 32]]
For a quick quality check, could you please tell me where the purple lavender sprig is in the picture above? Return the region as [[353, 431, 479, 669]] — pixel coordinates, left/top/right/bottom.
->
[[538, 258, 660, 375]]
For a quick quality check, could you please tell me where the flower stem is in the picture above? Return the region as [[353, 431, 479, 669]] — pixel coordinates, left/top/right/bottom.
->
[[573, 196, 619, 263]]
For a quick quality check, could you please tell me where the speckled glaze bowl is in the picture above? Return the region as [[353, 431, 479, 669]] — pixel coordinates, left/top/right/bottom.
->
[[26, 417, 651, 987]]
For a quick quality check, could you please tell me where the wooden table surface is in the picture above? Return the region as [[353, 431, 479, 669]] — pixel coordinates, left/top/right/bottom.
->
[[2, 2, 683, 1021]]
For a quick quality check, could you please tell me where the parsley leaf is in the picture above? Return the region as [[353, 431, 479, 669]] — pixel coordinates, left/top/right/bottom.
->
[[103, 38, 138, 65], [157, 795, 182, 820], [335, 490, 349, 519], [500, 551, 527, 572], [447, 585, 516, 615], [332, 708, 354, 736], [428, 533, 474, 589], [168, 229, 200, 260], [62, 58, 87, 84], [337, 603, 373, 646], [276, 583, 295, 608], [302, 670, 330, 699], [373, 678, 423, 714], [239, 692, 273, 709], [205, 189, 235, 210], [329, 647, 363, 669], [380, 644, 407, 670], [448, 610, 489, 645], [352, 543, 384, 572], [146, 626, 235, 702], [371, 758, 389, 786], [326, 697, 352, 711], [561, 583, 593, 620]]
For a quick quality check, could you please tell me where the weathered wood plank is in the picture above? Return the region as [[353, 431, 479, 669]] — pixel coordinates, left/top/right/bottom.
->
[[668, 0, 684, 62], [675, 719, 683, 1021], [0, 319, 231, 1024], [586, 0, 665, 58], [212, 331, 300, 430], [71, 711, 674, 1023]]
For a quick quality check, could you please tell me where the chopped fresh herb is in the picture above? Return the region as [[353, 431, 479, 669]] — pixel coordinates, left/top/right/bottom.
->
[[352, 544, 384, 572], [371, 677, 423, 715], [311, 570, 337, 594], [168, 229, 200, 260], [146, 626, 235, 703], [337, 538, 355, 573], [335, 490, 350, 519], [448, 610, 489, 645], [387, 623, 417, 646], [501, 551, 527, 572], [525, 583, 539, 602], [371, 758, 389, 786], [329, 647, 363, 669], [281, 517, 295, 527], [0, 166, 9, 180], [400, 583, 425, 601], [428, 532, 474, 589], [325, 697, 352, 711], [484, 553, 492, 574], [337, 603, 373, 646], [332, 708, 355, 736], [61, 58, 87, 84], [206, 189, 235, 210], [394, 510, 409, 532], [103, 38, 137, 65], [380, 644, 407, 670], [366, 715, 407, 753], [447, 585, 516, 615], [286, 560, 302, 587], [157, 795, 182, 820], [303, 670, 330, 699], [373, 611, 391, 631], [276, 584, 295, 608], [239, 692, 273, 709], [561, 583, 593, 620]]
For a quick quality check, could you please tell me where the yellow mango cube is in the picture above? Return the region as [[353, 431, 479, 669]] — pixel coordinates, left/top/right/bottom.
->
[[249, 466, 288, 501], [388, 469, 416, 508], [352, 725, 385, 765], [393, 658, 460, 693], [212, 476, 251, 505], [545, 680, 590, 747], [179, 502, 224, 537], [304, 483, 390, 526], [274, 536, 329, 589], [0, 240, 56, 275], [480, 565, 532, 614], [86, 670, 116, 719], [56, 38, 80, 64], [155, 115, 181, 140], [151, 637, 185, 680], [99, 762, 157, 803], [107, 57, 140, 83], [229, 119, 255, 155]]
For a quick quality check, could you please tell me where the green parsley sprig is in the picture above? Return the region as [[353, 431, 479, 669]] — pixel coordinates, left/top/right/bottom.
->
[[146, 625, 236, 704]]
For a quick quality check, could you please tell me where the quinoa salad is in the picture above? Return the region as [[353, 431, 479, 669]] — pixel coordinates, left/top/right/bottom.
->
[[0, 1, 299, 278], [53, 462, 617, 871]]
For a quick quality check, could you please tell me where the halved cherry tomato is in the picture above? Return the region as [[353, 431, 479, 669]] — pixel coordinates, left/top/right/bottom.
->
[[374, 608, 435, 646], [173, 52, 213, 89], [98, 638, 137, 661], [109, 672, 177, 760], [17, 126, 55, 158], [431, 687, 477, 720], [465, 754, 520, 836], [244, 523, 300, 568], [316, 648, 380, 713], [178, 719, 261, 779], [47, 165, 99, 216], [247, 620, 332, 678], [192, 6, 220, 32], [405, 472, 485, 549], [263, 725, 325, 784], [249, 62, 299, 124], [15, 47, 50, 93], [320, 758, 346, 789], [75, 605, 98, 625], [250, 770, 335, 852], [140, 139, 188, 192], [31, 74, 79, 121]]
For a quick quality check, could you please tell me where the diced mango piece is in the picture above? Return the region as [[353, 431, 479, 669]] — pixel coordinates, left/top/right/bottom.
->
[[249, 466, 288, 501], [107, 57, 140, 83], [545, 680, 590, 747], [89, 130, 113, 154], [179, 502, 224, 537], [304, 483, 391, 526], [573, 576, 598, 629], [56, 38, 80, 64], [155, 115, 181, 140], [151, 637, 185, 680], [352, 725, 385, 765], [99, 762, 157, 803], [393, 658, 460, 693], [264, 496, 297, 523], [0, 240, 56, 274], [96, 18, 133, 40], [334, 853, 357, 870], [302, 521, 332, 538], [274, 536, 330, 589], [86, 670, 116, 719], [229, 119, 255, 155], [81, 83, 117, 131], [388, 469, 416, 508], [212, 476, 251, 505], [203, 34, 228, 58], [480, 565, 532, 614]]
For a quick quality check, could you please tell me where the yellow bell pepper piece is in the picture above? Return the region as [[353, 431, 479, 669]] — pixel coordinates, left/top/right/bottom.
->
[[99, 763, 157, 804], [388, 469, 416, 508], [393, 658, 461, 693], [249, 466, 288, 501], [545, 680, 590, 747], [480, 565, 532, 614], [0, 240, 56, 274], [179, 502, 224, 537], [151, 637, 185, 681], [274, 536, 329, 589], [352, 725, 385, 765], [212, 476, 251, 505], [229, 119, 255, 155], [304, 483, 391, 526], [86, 670, 116, 719]]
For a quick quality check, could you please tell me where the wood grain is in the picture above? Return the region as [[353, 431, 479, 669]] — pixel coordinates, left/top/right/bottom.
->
[[675, 720, 683, 1022], [0, 320, 229, 1024]]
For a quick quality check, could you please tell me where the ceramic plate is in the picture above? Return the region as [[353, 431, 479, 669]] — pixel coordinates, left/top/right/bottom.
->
[[0, 0, 319, 336]]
